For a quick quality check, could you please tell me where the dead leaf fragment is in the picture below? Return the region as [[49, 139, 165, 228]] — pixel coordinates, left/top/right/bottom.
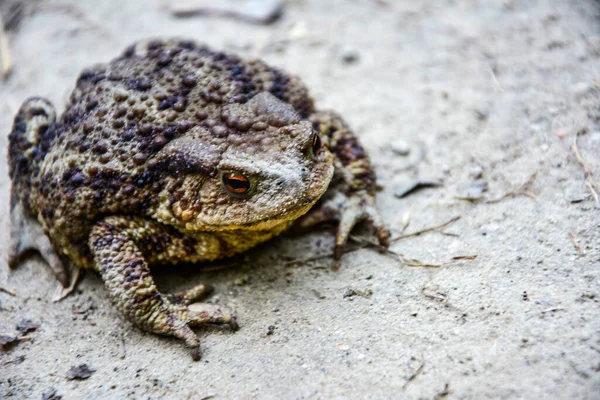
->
[[168, 0, 284, 24], [16, 319, 39, 335], [0, 335, 20, 351], [394, 179, 442, 198], [66, 364, 95, 380]]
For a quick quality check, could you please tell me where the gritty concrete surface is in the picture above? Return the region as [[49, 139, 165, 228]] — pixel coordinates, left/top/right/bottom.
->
[[1, 0, 599, 399]]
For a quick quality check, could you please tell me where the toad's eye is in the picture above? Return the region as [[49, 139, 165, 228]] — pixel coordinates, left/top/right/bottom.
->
[[311, 133, 322, 155], [222, 172, 251, 196]]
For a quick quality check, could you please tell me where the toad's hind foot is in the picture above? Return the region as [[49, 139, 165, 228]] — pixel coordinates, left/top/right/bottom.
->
[[156, 300, 238, 361], [9, 195, 72, 287]]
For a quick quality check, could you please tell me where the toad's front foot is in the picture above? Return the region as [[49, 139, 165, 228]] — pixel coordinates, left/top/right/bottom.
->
[[298, 190, 389, 259]]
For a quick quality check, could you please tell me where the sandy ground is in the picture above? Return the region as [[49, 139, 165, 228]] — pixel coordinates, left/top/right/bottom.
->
[[1, 0, 599, 399]]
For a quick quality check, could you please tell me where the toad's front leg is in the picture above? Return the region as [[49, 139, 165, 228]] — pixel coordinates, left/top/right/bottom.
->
[[300, 110, 389, 258], [89, 216, 237, 360]]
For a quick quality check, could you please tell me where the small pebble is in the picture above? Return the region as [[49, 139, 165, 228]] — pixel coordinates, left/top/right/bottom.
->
[[340, 46, 360, 64], [16, 319, 39, 335], [469, 164, 484, 179], [474, 108, 489, 121], [390, 139, 411, 156]]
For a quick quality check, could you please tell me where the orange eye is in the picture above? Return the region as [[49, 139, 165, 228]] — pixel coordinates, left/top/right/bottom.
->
[[312, 134, 322, 155], [222, 172, 251, 196]]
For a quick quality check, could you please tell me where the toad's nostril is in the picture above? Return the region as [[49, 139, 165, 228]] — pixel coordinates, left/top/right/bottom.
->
[[276, 178, 286, 187]]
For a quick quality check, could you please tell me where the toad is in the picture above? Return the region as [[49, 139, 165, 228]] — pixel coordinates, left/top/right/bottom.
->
[[8, 39, 388, 359]]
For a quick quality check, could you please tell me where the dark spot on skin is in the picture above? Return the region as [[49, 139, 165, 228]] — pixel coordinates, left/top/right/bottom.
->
[[77, 69, 106, 85], [78, 142, 90, 153], [334, 134, 366, 166], [253, 121, 268, 131], [148, 146, 215, 177], [137, 232, 170, 255], [173, 101, 187, 112], [93, 140, 109, 154], [179, 40, 196, 50], [211, 125, 228, 136], [156, 53, 173, 67], [182, 237, 197, 255], [158, 96, 186, 111], [28, 107, 49, 118], [108, 73, 123, 81], [41, 207, 55, 220], [230, 65, 244, 76], [122, 128, 135, 141], [179, 120, 195, 132], [182, 75, 197, 87], [138, 124, 153, 136], [152, 136, 167, 150], [133, 153, 148, 165], [61, 109, 84, 127], [122, 185, 135, 195], [147, 40, 165, 51], [161, 125, 177, 139], [195, 110, 208, 120], [124, 273, 141, 283], [166, 294, 184, 304], [86, 99, 99, 112], [70, 173, 86, 187], [126, 78, 152, 91], [269, 68, 289, 100], [114, 90, 129, 102], [122, 45, 135, 57]]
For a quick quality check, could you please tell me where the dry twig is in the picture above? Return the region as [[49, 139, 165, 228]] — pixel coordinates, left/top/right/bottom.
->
[[572, 138, 600, 207], [489, 66, 504, 92], [391, 216, 461, 242], [403, 361, 425, 389], [452, 255, 478, 261], [284, 234, 476, 270], [541, 307, 565, 314], [283, 254, 331, 266], [0, 285, 17, 296], [487, 171, 538, 203], [283, 216, 475, 268], [568, 231, 584, 255]]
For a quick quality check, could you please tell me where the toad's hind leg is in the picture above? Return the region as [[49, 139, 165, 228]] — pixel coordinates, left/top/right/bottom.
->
[[9, 195, 71, 288], [89, 215, 237, 361]]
